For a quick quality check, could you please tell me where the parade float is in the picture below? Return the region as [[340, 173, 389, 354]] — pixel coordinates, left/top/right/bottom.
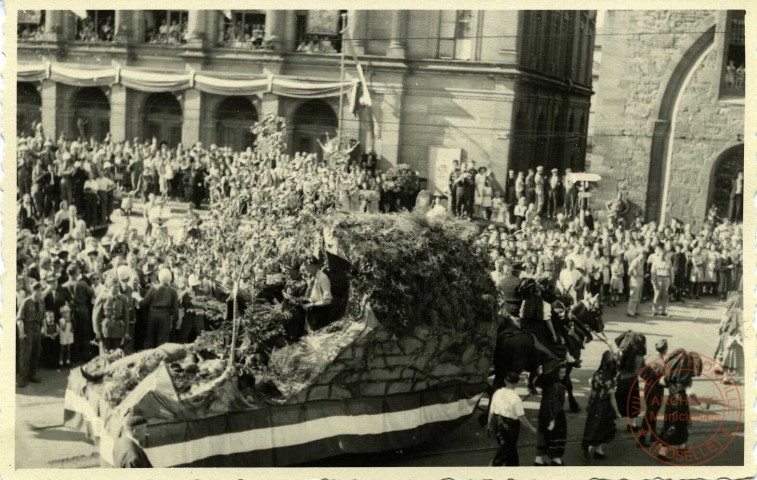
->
[[63, 116, 499, 467]]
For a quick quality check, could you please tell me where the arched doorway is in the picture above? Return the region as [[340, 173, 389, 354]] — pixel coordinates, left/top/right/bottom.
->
[[707, 143, 743, 219], [18, 82, 41, 136], [509, 109, 528, 173], [216, 96, 258, 151], [533, 111, 548, 169], [74, 87, 110, 141], [144, 92, 183, 148], [293, 100, 338, 160]]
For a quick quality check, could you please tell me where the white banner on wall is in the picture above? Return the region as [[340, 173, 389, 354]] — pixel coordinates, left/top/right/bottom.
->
[[427, 146, 463, 196]]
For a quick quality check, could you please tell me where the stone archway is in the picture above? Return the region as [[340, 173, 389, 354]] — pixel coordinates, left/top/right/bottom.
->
[[143, 92, 183, 148], [74, 87, 110, 141], [216, 96, 258, 152], [705, 143, 743, 220], [292, 99, 338, 160], [645, 25, 716, 222], [17, 82, 42, 136]]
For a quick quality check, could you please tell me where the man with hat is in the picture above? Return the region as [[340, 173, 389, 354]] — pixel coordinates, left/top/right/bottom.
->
[[280, 260, 308, 342], [534, 166, 546, 217], [448, 160, 462, 216], [43, 272, 70, 320], [113, 415, 152, 468], [64, 264, 96, 362], [93, 276, 130, 353], [17, 280, 45, 387], [547, 168, 563, 219], [178, 274, 205, 343], [499, 262, 524, 319]]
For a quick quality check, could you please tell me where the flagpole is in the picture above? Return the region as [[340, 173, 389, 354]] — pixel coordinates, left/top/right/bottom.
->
[[338, 13, 348, 146]]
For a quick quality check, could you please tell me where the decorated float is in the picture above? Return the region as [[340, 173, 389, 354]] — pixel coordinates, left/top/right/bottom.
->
[[63, 116, 499, 467]]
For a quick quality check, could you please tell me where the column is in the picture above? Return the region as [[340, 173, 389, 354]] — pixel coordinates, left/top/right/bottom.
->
[[182, 89, 202, 146], [40, 80, 60, 139], [43, 10, 61, 41], [132, 11, 146, 43], [206, 10, 220, 46], [264, 10, 286, 52], [348, 10, 367, 55], [110, 85, 128, 142], [387, 10, 408, 58], [186, 10, 207, 47], [261, 93, 280, 116], [114, 10, 131, 43]]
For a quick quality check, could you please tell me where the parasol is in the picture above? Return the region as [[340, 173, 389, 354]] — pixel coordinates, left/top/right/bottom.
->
[[664, 349, 703, 388], [567, 172, 602, 183]]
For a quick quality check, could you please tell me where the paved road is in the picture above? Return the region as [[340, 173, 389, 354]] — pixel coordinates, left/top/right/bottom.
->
[[14, 203, 745, 468]]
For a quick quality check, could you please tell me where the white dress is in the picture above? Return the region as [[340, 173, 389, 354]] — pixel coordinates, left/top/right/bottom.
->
[[59, 319, 74, 346]]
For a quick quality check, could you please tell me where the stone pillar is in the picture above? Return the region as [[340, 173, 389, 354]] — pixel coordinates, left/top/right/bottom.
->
[[60, 11, 77, 42], [186, 10, 206, 47], [387, 10, 408, 58], [182, 89, 202, 146], [348, 10, 367, 55], [284, 11, 297, 53], [110, 84, 128, 142], [114, 10, 131, 43], [43, 10, 61, 41], [40, 80, 59, 139], [260, 93, 280, 116], [132, 11, 146, 43], [206, 10, 220, 46], [264, 10, 286, 52]]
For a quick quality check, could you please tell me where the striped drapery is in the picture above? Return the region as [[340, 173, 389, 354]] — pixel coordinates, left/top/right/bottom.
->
[[19, 62, 359, 99]]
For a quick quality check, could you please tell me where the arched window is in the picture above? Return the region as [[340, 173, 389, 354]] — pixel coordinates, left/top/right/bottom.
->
[[293, 100, 338, 160], [74, 87, 110, 141], [17, 82, 42, 136], [216, 96, 258, 151], [144, 92, 183, 148]]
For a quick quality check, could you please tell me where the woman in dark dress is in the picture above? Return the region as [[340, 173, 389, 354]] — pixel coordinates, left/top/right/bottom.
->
[[535, 365, 568, 466], [658, 381, 691, 458], [582, 350, 622, 460]]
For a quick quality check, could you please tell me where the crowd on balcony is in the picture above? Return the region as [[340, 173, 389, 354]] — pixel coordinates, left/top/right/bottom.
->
[[147, 19, 188, 45], [296, 35, 339, 54]]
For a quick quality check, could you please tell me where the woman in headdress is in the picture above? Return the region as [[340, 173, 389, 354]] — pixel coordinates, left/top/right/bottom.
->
[[535, 364, 568, 466], [582, 350, 622, 460]]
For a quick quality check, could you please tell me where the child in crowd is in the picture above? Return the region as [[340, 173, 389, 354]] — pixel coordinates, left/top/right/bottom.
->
[[41, 310, 60, 369], [59, 304, 74, 366]]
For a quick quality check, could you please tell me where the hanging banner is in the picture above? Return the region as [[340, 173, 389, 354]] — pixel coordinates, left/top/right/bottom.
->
[[19, 62, 357, 99], [71, 10, 89, 20], [120, 69, 193, 93], [194, 74, 269, 97], [272, 77, 356, 99], [50, 64, 117, 87]]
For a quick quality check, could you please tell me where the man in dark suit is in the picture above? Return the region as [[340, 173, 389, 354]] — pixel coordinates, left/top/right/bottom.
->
[[448, 160, 462, 216], [547, 168, 563, 219], [113, 415, 152, 468], [43, 273, 71, 319]]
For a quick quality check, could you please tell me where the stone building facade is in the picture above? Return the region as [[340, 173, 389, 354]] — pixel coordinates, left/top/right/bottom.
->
[[18, 10, 595, 190], [590, 10, 744, 224]]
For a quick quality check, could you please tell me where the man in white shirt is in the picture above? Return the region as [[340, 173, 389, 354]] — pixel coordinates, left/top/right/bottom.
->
[[487, 372, 537, 466], [303, 257, 333, 331], [558, 259, 584, 303], [649, 243, 672, 316], [626, 250, 645, 317]]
